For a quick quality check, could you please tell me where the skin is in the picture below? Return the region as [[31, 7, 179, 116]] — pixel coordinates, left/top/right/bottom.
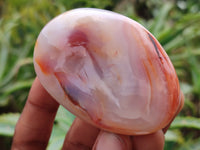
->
[[11, 77, 184, 150]]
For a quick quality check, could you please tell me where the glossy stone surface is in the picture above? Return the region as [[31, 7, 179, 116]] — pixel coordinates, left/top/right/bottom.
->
[[34, 8, 183, 135]]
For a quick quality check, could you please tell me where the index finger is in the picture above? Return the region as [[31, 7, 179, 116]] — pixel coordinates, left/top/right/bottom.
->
[[12, 77, 59, 150]]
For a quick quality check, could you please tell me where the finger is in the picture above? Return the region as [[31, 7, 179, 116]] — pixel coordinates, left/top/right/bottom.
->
[[92, 131, 132, 150], [11, 77, 59, 150], [132, 130, 165, 150], [163, 91, 184, 133], [62, 118, 100, 150]]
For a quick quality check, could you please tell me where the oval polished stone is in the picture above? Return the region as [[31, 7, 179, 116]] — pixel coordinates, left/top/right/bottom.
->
[[34, 8, 183, 135]]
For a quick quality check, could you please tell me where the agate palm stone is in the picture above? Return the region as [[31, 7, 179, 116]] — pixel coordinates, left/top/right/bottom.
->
[[34, 8, 183, 135]]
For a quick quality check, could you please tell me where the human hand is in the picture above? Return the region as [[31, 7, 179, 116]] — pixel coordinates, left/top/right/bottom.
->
[[11, 78, 184, 150]]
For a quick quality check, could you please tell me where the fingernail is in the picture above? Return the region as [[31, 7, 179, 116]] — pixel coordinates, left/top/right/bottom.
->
[[94, 131, 125, 150]]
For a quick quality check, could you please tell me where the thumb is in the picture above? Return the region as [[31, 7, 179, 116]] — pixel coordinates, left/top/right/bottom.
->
[[92, 131, 132, 150]]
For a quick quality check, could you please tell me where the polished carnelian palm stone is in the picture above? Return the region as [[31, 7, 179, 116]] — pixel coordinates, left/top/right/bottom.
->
[[34, 8, 183, 135]]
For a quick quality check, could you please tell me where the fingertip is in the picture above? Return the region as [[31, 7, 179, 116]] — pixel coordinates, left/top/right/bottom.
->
[[62, 118, 100, 150], [29, 77, 59, 110], [132, 130, 165, 150], [93, 131, 132, 150]]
